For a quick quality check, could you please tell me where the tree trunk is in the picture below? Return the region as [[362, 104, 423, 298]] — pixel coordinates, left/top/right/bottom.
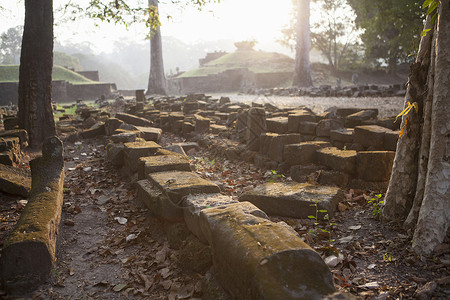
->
[[17, 0, 56, 149], [292, 0, 313, 87], [146, 0, 167, 96], [383, 1, 450, 256]]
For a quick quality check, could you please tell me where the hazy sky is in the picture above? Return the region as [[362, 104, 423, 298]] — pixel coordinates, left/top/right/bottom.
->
[[1, 0, 295, 54]]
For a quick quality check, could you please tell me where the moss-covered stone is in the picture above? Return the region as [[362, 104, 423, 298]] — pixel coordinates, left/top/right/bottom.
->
[[138, 154, 191, 180], [199, 201, 335, 299], [1, 136, 64, 294]]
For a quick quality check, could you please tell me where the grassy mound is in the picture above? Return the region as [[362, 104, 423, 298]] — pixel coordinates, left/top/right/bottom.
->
[[0, 65, 94, 83], [178, 50, 294, 78]]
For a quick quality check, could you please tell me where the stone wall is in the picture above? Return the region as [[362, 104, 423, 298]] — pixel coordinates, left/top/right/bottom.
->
[[75, 71, 100, 81]]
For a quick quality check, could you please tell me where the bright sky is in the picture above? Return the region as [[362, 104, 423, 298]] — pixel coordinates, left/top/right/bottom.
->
[[0, 0, 295, 54]]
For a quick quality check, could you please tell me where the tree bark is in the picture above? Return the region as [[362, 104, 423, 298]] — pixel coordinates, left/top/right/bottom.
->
[[292, 0, 313, 87], [146, 0, 167, 96], [383, 1, 450, 256], [412, 0, 450, 256], [17, 0, 56, 149]]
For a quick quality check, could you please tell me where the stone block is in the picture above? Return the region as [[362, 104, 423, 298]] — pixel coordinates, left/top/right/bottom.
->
[[266, 117, 288, 134], [288, 110, 317, 133], [0, 164, 31, 197], [183, 193, 239, 243], [138, 154, 191, 180], [283, 141, 330, 165], [316, 147, 357, 174], [383, 130, 399, 151], [135, 126, 162, 142], [267, 134, 302, 162], [299, 121, 317, 135], [138, 171, 221, 221], [106, 143, 125, 166], [290, 164, 324, 183], [195, 115, 211, 133], [211, 124, 228, 134], [79, 122, 105, 139], [110, 132, 137, 144], [104, 118, 124, 135], [318, 170, 350, 188], [0, 129, 28, 148], [199, 202, 335, 299], [1, 136, 64, 294], [330, 128, 354, 143], [316, 119, 343, 137], [345, 109, 378, 128], [336, 108, 361, 118], [354, 125, 390, 150], [245, 108, 266, 151], [124, 141, 161, 174], [357, 151, 395, 182], [240, 182, 343, 218], [115, 112, 153, 127], [259, 133, 278, 155]]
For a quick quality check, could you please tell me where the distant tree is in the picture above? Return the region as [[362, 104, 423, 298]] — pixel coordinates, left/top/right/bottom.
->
[[310, 0, 359, 71], [292, 0, 313, 87], [18, 0, 56, 148], [0, 26, 23, 64], [147, 0, 167, 95], [347, 0, 424, 72]]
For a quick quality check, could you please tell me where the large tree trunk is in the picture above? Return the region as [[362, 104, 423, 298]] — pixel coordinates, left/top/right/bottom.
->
[[146, 0, 167, 96], [292, 0, 313, 87], [383, 1, 450, 256], [17, 0, 56, 149]]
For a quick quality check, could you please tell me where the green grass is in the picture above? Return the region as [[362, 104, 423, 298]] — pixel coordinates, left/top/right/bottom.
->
[[178, 50, 294, 78], [0, 65, 94, 83]]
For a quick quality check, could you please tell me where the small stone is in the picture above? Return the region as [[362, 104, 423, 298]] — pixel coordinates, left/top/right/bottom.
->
[[64, 219, 75, 226], [325, 255, 339, 267]]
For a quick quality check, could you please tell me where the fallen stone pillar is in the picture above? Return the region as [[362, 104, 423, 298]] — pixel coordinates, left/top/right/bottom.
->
[[199, 202, 335, 299], [1, 136, 64, 294]]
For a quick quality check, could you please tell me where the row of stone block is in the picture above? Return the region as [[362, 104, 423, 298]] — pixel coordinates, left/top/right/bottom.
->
[[103, 129, 339, 299]]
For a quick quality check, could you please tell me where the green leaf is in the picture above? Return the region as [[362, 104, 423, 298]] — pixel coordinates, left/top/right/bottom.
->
[[431, 13, 438, 25], [427, 1, 438, 15], [319, 210, 328, 213], [422, 0, 433, 8], [308, 215, 315, 219]]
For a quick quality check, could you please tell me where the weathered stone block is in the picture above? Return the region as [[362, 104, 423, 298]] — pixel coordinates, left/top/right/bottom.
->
[[345, 109, 378, 128], [316, 147, 357, 174], [383, 130, 399, 151], [1, 136, 64, 294], [246, 108, 266, 151], [354, 125, 390, 150], [266, 117, 288, 134], [318, 170, 350, 188], [290, 164, 324, 183], [0, 164, 31, 197], [195, 115, 211, 133], [330, 128, 354, 143], [283, 141, 331, 165], [211, 124, 228, 134], [79, 122, 105, 139], [138, 171, 221, 220], [104, 118, 124, 136], [106, 143, 125, 166], [0, 129, 28, 147], [199, 201, 335, 299], [288, 110, 317, 133], [110, 132, 137, 144], [240, 182, 343, 218], [135, 126, 162, 142], [115, 112, 153, 127], [138, 154, 191, 180], [267, 134, 302, 162], [316, 119, 343, 137], [124, 141, 161, 174], [357, 151, 395, 182], [299, 121, 317, 135], [183, 193, 239, 243]]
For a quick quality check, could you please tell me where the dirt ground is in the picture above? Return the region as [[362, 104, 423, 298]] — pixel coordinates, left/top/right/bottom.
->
[[0, 95, 449, 299]]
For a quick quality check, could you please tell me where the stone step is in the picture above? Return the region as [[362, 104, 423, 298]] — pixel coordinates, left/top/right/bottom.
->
[[199, 201, 335, 299], [123, 140, 161, 174], [316, 147, 357, 174], [138, 153, 191, 180], [284, 141, 331, 165], [136, 171, 220, 221], [240, 182, 343, 218]]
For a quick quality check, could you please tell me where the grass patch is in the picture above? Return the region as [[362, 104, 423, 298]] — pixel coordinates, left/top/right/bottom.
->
[[177, 50, 294, 78], [0, 65, 94, 84]]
